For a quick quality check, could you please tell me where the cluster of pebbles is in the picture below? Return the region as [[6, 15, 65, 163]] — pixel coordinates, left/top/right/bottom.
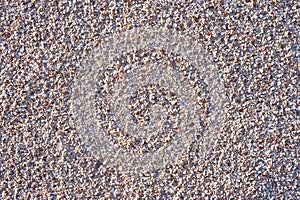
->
[[95, 49, 209, 154], [0, 0, 299, 199], [100, 81, 183, 153], [73, 28, 219, 174]]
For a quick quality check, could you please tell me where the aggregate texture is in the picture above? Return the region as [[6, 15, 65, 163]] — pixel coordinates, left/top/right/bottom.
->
[[0, 0, 299, 199], [72, 27, 228, 174]]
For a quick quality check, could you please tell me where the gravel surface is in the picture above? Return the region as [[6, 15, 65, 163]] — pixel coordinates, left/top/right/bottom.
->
[[0, 0, 299, 199]]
